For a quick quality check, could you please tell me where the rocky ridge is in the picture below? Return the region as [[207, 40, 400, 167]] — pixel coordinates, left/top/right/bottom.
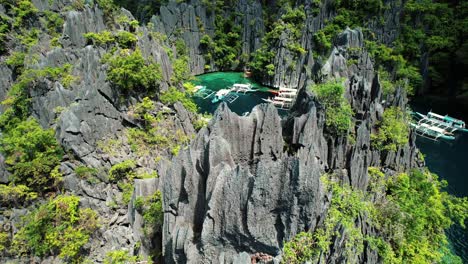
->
[[158, 28, 419, 263], [0, 0, 423, 263]]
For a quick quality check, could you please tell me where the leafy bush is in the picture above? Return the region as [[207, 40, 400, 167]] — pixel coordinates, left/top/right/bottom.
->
[[282, 168, 467, 263], [131, 97, 157, 129], [105, 49, 162, 92], [134, 191, 163, 235], [160, 87, 198, 113], [250, 5, 306, 77], [0, 119, 63, 191], [371, 107, 409, 152], [44, 11, 64, 37], [0, 63, 76, 135], [206, 11, 242, 70], [310, 81, 353, 135], [12, 0, 38, 28], [12, 195, 99, 261], [104, 249, 137, 264], [108, 160, 136, 182], [115, 30, 137, 48], [75, 166, 99, 183], [282, 232, 315, 264], [6, 51, 26, 73], [377, 169, 468, 263], [85, 30, 137, 49], [95, 0, 116, 16], [0, 184, 37, 207], [0, 15, 10, 54], [84, 31, 115, 47]]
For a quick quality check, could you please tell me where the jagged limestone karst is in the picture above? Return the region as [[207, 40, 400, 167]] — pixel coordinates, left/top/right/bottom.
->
[[0, 0, 465, 263]]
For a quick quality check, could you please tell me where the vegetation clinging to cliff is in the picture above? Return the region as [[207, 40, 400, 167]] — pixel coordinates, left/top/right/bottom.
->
[[104, 49, 162, 92], [371, 107, 410, 152], [250, 5, 306, 78], [310, 80, 353, 135], [282, 168, 468, 264], [11, 195, 99, 262]]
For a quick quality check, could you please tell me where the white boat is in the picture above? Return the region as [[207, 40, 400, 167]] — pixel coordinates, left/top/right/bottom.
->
[[413, 111, 468, 133], [410, 122, 455, 141], [193, 85, 206, 93], [211, 89, 231, 103], [231, 83, 254, 93], [262, 97, 293, 109]]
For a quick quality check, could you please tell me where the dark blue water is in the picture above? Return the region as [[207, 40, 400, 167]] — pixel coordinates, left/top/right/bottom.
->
[[412, 101, 468, 262]]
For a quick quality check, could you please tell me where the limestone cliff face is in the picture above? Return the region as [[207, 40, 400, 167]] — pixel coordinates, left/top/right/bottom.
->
[[0, 0, 421, 263], [159, 28, 419, 263], [0, 0, 195, 261], [149, 0, 265, 74]]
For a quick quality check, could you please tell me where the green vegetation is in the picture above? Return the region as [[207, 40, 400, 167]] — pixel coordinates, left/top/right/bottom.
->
[[395, 1, 467, 96], [5, 51, 26, 74], [75, 166, 100, 183], [0, 15, 10, 54], [12, 0, 39, 28], [108, 160, 159, 204], [282, 168, 468, 263], [12, 195, 99, 262], [211, 14, 242, 69], [43, 10, 64, 37], [0, 183, 37, 207], [109, 160, 137, 205], [310, 80, 353, 135], [84, 30, 137, 49], [0, 119, 63, 192], [371, 107, 409, 152], [160, 87, 197, 113], [0, 3, 74, 202], [282, 232, 315, 264], [104, 49, 162, 92], [134, 191, 163, 235], [108, 159, 136, 182], [171, 39, 191, 83], [0, 63, 76, 130], [251, 5, 306, 78], [104, 249, 137, 264], [83, 31, 115, 47], [375, 169, 467, 263]]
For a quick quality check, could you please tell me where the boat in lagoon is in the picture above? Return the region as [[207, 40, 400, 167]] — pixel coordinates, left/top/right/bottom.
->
[[231, 83, 255, 93], [410, 122, 456, 141], [262, 87, 298, 110], [211, 89, 232, 103], [413, 111, 468, 133]]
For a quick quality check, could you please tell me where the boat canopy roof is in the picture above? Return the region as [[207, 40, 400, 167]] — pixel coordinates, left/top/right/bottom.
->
[[420, 123, 446, 133], [428, 111, 465, 125], [233, 83, 251, 88]]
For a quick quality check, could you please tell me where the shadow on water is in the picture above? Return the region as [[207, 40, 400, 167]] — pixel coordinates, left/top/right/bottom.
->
[[411, 101, 468, 262]]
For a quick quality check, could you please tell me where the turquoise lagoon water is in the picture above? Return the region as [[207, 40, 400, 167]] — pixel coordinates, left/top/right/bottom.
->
[[192, 72, 282, 115]]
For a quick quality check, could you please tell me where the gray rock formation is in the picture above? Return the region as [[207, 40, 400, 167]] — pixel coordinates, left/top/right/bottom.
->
[[159, 26, 419, 263], [161, 103, 324, 263], [161, 90, 417, 263], [0, 0, 425, 263]]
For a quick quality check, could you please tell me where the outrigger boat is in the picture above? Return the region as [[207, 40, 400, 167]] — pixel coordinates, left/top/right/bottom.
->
[[231, 83, 255, 93], [262, 87, 298, 110], [210, 83, 255, 104], [414, 111, 467, 132], [410, 122, 455, 141], [211, 89, 232, 103]]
